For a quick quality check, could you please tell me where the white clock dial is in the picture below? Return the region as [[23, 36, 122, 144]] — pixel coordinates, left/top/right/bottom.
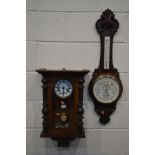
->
[[54, 80, 73, 98], [104, 36, 110, 69], [93, 75, 120, 103]]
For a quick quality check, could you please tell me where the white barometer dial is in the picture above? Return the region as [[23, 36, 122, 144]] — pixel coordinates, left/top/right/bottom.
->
[[93, 75, 120, 104], [55, 80, 73, 98]]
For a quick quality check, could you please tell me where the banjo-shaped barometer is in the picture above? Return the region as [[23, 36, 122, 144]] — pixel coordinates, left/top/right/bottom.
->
[[89, 9, 123, 125]]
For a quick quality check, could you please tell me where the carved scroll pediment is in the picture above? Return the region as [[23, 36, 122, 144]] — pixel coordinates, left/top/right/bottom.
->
[[96, 9, 119, 36]]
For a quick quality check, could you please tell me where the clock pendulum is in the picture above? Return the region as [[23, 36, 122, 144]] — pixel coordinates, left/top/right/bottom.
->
[[89, 9, 123, 125]]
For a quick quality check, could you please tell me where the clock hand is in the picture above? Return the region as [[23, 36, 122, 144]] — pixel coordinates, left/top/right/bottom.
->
[[62, 87, 65, 95]]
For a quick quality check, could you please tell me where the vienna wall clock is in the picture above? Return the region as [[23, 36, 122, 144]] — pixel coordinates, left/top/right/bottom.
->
[[89, 9, 123, 125], [36, 69, 89, 147]]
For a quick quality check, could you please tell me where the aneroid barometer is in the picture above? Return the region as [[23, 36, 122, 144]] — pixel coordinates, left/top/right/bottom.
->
[[89, 9, 123, 124], [36, 69, 89, 147]]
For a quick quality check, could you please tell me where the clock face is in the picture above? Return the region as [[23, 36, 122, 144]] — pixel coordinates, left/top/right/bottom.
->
[[54, 80, 73, 98], [93, 75, 120, 104]]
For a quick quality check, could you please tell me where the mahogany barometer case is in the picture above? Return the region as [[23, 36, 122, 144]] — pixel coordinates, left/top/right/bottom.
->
[[89, 9, 123, 125]]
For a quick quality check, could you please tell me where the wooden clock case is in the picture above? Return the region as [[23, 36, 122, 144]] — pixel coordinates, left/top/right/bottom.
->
[[89, 9, 123, 125], [36, 69, 89, 147]]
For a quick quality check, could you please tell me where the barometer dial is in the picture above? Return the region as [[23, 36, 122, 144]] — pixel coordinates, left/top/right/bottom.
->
[[93, 75, 120, 104]]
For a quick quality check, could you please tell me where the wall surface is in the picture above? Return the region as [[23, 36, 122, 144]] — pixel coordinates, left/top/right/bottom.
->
[[26, 0, 129, 155]]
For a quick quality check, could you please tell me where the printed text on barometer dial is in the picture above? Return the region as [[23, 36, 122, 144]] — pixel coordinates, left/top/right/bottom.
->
[[93, 77, 120, 103]]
